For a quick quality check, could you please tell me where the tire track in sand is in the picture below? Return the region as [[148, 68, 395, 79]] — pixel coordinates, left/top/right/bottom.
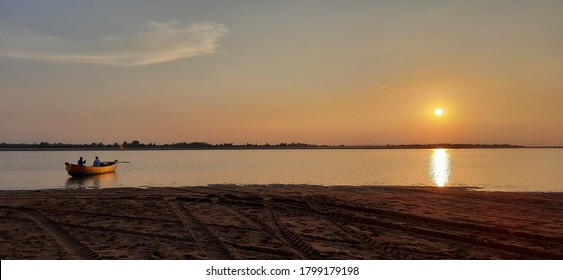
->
[[13, 207, 98, 259], [221, 201, 304, 259], [170, 202, 233, 259], [217, 194, 316, 259], [309, 196, 563, 259], [267, 196, 410, 259], [305, 199, 409, 259], [265, 200, 322, 259]]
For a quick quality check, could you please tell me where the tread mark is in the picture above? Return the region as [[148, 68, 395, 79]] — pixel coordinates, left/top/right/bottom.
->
[[170, 202, 233, 259]]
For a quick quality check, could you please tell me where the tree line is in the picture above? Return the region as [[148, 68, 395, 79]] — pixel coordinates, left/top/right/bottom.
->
[[0, 141, 525, 150], [0, 141, 320, 150]]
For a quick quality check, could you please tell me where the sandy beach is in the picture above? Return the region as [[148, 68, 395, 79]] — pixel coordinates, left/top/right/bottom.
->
[[1, 184, 562, 260]]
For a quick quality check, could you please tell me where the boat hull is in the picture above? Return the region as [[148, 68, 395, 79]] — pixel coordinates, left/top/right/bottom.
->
[[65, 161, 117, 176]]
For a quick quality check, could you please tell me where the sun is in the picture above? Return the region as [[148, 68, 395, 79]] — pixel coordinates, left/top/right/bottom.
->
[[434, 108, 444, 116]]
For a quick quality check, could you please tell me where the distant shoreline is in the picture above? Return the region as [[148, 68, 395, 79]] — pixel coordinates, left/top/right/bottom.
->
[[2, 143, 558, 151]]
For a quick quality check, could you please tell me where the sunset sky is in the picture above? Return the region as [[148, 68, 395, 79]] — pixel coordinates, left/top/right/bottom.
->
[[1, 0, 562, 146]]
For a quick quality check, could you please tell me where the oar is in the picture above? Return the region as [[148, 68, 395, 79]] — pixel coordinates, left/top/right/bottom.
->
[[101, 160, 130, 165]]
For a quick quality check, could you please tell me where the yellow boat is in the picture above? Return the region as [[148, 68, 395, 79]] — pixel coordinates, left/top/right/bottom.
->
[[65, 160, 118, 176]]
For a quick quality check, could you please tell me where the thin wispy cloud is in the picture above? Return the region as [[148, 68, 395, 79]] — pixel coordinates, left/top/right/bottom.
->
[[0, 20, 228, 66]]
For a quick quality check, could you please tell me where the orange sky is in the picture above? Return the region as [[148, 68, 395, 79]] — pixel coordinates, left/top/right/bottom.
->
[[1, 1, 562, 146]]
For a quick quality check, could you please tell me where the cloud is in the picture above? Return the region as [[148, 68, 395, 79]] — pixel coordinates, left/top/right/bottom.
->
[[0, 20, 228, 66]]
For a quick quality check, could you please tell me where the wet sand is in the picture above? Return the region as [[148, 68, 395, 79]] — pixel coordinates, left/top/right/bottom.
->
[[1, 185, 562, 259]]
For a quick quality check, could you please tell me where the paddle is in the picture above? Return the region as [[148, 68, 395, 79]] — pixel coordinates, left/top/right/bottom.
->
[[100, 160, 130, 165]]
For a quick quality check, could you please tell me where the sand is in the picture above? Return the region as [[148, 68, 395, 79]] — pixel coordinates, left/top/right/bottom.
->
[[0, 184, 562, 260]]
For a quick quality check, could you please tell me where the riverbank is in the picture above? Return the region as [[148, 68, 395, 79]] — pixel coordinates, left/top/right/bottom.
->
[[0, 143, 532, 151], [1, 185, 562, 259]]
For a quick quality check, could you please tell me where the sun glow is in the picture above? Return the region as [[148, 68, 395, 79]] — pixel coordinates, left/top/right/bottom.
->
[[434, 108, 444, 116]]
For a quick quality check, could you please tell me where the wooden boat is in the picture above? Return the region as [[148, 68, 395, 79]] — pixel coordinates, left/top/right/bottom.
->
[[65, 160, 118, 176]]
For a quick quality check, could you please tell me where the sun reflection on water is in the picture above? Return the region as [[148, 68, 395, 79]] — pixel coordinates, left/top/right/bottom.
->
[[429, 149, 451, 187], [65, 172, 117, 189]]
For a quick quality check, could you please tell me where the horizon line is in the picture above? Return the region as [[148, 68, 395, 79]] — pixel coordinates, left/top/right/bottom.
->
[[2, 142, 561, 149]]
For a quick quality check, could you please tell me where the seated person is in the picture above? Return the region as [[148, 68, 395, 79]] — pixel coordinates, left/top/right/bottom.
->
[[93, 156, 101, 167], [77, 157, 86, 166]]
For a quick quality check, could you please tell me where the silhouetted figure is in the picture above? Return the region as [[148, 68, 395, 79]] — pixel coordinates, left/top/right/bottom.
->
[[93, 156, 100, 167], [77, 157, 86, 166]]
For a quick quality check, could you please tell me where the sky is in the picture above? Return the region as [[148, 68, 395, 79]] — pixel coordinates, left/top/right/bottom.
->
[[1, 0, 562, 146]]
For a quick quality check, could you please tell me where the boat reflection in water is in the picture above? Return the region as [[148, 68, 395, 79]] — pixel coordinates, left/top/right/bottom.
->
[[65, 172, 117, 189], [429, 149, 451, 187]]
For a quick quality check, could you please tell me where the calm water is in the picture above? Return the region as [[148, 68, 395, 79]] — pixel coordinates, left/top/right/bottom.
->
[[0, 149, 562, 192]]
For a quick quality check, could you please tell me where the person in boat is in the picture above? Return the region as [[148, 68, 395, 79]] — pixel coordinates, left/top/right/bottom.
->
[[77, 157, 86, 166], [93, 156, 101, 167]]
